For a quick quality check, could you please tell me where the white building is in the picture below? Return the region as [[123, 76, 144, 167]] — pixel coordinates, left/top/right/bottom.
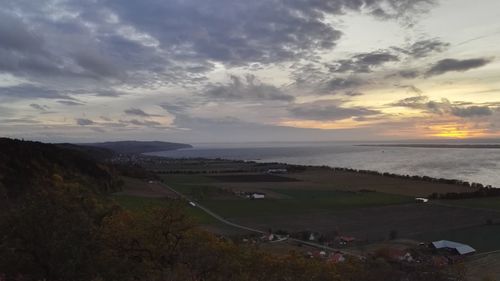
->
[[432, 240, 476, 255], [250, 193, 265, 199]]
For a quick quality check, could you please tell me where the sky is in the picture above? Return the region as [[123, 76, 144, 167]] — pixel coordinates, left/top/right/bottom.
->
[[1, 0, 500, 143]]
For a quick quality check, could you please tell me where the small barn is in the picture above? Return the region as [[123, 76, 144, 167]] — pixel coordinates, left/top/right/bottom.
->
[[432, 240, 476, 255], [243, 192, 265, 199], [248, 192, 265, 199]]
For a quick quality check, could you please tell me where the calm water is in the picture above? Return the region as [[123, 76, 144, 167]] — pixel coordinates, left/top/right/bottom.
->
[[149, 143, 500, 187]]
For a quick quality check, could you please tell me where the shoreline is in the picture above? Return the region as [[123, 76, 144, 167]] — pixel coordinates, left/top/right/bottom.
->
[[136, 153, 497, 190]]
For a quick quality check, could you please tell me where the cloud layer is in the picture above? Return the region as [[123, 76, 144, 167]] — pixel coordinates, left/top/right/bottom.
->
[[1, 0, 499, 142]]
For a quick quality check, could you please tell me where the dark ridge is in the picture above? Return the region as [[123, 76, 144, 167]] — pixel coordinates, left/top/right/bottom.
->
[[0, 138, 121, 200]]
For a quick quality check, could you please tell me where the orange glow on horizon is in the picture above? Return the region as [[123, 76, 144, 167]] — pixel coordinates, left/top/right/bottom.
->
[[427, 124, 490, 139], [278, 118, 378, 130]]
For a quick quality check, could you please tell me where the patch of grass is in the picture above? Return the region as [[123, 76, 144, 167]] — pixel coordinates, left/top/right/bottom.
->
[[160, 174, 216, 185], [415, 225, 500, 253], [200, 190, 412, 218], [439, 197, 500, 211], [208, 174, 299, 182]]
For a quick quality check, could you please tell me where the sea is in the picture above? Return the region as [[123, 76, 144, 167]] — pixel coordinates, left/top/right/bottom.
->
[[148, 142, 500, 188]]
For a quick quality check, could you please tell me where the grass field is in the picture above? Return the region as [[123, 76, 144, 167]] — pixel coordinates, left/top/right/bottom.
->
[[199, 190, 413, 218], [438, 197, 500, 211], [209, 174, 299, 182], [159, 173, 413, 216], [415, 224, 500, 253], [143, 169, 500, 245]]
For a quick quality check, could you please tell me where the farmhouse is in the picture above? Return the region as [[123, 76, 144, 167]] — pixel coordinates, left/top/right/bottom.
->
[[432, 240, 476, 255]]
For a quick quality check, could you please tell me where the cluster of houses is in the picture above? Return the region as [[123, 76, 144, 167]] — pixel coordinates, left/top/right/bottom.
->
[[298, 231, 357, 248], [305, 250, 346, 264], [240, 233, 289, 245]]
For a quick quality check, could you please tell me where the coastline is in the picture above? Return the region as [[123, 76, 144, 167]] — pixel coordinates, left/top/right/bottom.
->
[[131, 153, 498, 194]]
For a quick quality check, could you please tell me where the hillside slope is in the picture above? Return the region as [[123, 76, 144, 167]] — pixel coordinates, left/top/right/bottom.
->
[[0, 138, 120, 200]]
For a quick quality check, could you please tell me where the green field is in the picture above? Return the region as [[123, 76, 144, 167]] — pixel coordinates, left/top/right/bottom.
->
[[111, 194, 216, 224], [439, 197, 500, 211], [160, 174, 217, 185], [415, 225, 500, 253], [199, 189, 412, 218], [159, 174, 413, 218]]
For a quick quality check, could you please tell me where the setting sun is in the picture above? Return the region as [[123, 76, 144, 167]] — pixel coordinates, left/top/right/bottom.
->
[[428, 124, 487, 139]]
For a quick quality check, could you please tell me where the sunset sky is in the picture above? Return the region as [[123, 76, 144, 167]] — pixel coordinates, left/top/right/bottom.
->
[[1, 0, 499, 143]]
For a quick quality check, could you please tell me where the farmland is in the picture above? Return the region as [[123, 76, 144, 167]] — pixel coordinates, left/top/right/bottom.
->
[[436, 197, 500, 211], [152, 168, 500, 245], [145, 163, 500, 238], [110, 156, 500, 279]]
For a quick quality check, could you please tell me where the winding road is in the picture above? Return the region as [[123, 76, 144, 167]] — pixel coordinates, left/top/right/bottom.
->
[[160, 181, 362, 258]]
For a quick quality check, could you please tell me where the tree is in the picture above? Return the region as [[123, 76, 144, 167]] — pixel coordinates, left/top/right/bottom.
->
[[0, 184, 107, 281]]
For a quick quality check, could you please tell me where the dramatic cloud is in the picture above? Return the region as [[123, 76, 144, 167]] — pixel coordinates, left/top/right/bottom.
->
[[328, 51, 399, 73], [160, 103, 190, 114], [0, 11, 44, 53], [395, 39, 449, 58], [2, 0, 499, 142], [391, 95, 429, 109], [204, 74, 294, 102], [289, 100, 380, 121], [0, 84, 68, 101], [321, 77, 365, 93], [76, 118, 95, 126], [396, 70, 420, 79], [124, 108, 154, 117], [29, 103, 49, 112], [123, 119, 162, 127], [57, 100, 85, 106], [396, 85, 423, 94], [391, 95, 495, 118], [426, 58, 493, 76], [450, 106, 493, 118]]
